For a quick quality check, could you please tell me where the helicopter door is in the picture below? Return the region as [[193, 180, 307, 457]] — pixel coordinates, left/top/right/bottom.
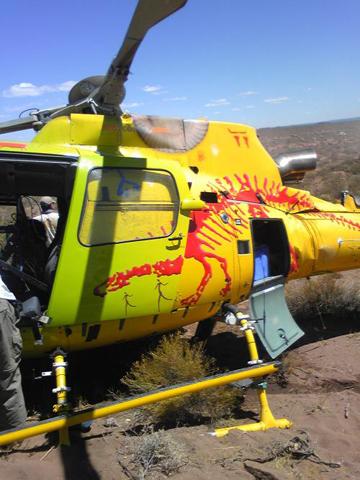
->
[[249, 219, 304, 358], [47, 157, 191, 327], [251, 219, 290, 282]]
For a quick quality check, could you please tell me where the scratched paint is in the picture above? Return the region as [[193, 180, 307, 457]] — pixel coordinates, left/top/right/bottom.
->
[[306, 212, 360, 231], [227, 173, 313, 211], [289, 245, 300, 273]]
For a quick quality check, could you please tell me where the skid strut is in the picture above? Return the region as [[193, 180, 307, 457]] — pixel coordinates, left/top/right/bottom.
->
[[51, 349, 71, 445], [214, 313, 292, 437], [0, 362, 279, 446]]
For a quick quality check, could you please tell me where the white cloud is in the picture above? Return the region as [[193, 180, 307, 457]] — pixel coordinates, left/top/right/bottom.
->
[[231, 107, 241, 111], [205, 98, 230, 107], [239, 90, 258, 96], [56, 81, 77, 92], [163, 96, 187, 102], [3, 102, 37, 113], [264, 96, 289, 104], [142, 85, 164, 94], [245, 105, 255, 109], [122, 102, 144, 108], [2, 80, 76, 98]]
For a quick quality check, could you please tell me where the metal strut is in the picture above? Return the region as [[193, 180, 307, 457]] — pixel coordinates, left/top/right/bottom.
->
[[51, 349, 71, 445], [214, 313, 292, 437], [0, 361, 279, 447]]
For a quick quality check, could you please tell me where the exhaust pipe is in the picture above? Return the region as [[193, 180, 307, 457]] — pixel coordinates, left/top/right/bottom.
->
[[275, 150, 317, 183]]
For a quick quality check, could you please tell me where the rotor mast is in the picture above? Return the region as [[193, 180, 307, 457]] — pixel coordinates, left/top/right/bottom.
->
[[0, 0, 188, 135]]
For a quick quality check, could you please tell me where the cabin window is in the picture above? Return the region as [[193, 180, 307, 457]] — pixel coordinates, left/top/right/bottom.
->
[[79, 168, 179, 246]]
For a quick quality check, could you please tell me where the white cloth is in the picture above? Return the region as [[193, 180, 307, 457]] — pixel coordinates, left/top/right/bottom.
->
[[0, 275, 15, 301], [34, 211, 59, 247]]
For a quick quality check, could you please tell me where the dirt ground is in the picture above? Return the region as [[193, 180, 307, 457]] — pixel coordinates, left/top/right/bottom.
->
[[1, 327, 359, 480]]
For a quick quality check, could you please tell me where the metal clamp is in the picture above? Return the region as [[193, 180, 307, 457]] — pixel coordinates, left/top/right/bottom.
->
[[239, 324, 255, 332], [248, 359, 263, 366], [239, 319, 257, 332], [52, 386, 71, 394], [53, 361, 68, 368]]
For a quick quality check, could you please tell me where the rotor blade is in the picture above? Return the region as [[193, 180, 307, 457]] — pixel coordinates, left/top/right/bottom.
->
[[94, 0, 188, 110], [0, 117, 37, 135], [0, 106, 69, 134], [110, 0, 188, 74]]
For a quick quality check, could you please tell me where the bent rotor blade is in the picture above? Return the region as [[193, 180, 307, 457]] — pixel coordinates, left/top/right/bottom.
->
[[94, 0, 188, 110]]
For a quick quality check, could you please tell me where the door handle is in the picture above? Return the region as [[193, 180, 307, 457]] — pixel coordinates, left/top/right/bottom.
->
[[168, 233, 183, 242]]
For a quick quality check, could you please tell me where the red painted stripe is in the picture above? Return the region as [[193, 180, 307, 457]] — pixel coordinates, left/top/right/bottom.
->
[[0, 142, 27, 148]]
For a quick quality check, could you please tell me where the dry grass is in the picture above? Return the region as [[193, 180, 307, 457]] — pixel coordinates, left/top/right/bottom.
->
[[122, 333, 242, 426], [286, 273, 360, 325], [131, 430, 187, 479]]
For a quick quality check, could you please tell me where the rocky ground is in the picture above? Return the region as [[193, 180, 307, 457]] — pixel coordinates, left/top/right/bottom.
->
[[258, 117, 360, 202]]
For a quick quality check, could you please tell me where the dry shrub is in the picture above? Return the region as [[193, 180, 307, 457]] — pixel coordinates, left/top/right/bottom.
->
[[286, 273, 360, 324], [132, 430, 187, 479], [122, 333, 242, 426]]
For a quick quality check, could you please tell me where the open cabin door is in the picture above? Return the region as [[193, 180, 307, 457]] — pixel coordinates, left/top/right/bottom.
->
[[48, 155, 191, 328], [250, 219, 304, 358]]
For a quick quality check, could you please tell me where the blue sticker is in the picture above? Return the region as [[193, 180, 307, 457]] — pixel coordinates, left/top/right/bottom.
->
[[117, 173, 141, 197]]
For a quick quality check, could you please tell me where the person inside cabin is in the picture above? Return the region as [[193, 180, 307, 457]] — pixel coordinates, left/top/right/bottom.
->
[[34, 196, 59, 247], [0, 275, 27, 431]]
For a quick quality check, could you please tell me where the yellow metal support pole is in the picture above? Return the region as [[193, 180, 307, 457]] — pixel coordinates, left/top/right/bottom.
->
[[52, 350, 70, 446], [241, 318, 259, 363], [53, 353, 67, 409], [0, 362, 278, 446], [214, 316, 292, 437]]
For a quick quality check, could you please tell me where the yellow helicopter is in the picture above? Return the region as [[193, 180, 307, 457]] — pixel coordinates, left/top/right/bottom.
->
[[0, 0, 359, 364]]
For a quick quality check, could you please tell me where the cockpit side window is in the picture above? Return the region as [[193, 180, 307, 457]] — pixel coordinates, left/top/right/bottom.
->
[[79, 168, 180, 246]]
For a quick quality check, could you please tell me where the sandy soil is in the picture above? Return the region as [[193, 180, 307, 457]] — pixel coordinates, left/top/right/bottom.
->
[[1, 329, 359, 480]]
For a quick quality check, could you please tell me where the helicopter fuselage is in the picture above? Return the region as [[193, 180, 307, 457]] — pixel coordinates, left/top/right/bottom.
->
[[1, 113, 359, 357]]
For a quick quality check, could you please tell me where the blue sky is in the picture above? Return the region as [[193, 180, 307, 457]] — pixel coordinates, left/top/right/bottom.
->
[[1, 0, 359, 141]]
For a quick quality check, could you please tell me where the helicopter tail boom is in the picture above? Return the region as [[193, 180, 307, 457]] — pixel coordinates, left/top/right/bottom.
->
[[289, 207, 360, 278]]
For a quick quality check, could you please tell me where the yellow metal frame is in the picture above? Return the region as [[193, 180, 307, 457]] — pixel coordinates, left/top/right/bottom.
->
[[214, 316, 292, 437], [51, 350, 71, 445], [0, 362, 278, 446], [52, 352, 69, 413]]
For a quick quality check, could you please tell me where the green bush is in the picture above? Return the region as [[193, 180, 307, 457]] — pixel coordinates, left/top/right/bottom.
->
[[122, 333, 242, 426]]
